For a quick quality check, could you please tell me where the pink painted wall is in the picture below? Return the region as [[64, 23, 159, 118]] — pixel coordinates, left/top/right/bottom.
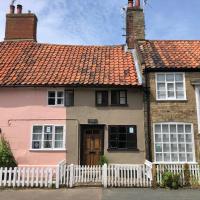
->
[[0, 87, 66, 166]]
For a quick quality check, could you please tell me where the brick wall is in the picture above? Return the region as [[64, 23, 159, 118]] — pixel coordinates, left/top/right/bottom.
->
[[147, 72, 200, 162], [5, 13, 37, 41]]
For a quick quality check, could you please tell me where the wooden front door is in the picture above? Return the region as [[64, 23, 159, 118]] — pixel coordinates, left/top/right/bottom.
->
[[81, 126, 104, 165]]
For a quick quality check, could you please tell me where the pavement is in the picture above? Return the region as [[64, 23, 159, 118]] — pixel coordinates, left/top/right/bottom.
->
[[0, 187, 200, 200]]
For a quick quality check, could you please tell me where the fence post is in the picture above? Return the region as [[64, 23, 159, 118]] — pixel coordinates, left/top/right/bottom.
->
[[56, 164, 60, 189], [69, 164, 74, 188], [102, 164, 107, 188], [152, 164, 157, 188]]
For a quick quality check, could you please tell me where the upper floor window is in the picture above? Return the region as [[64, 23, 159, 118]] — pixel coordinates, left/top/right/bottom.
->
[[48, 91, 64, 106], [31, 125, 65, 150], [108, 125, 137, 150], [96, 91, 108, 106], [156, 73, 186, 100], [111, 90, 127, 105]]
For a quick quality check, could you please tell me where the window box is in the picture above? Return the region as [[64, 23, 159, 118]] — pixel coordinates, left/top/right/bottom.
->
[[156, 73, 186, 101]]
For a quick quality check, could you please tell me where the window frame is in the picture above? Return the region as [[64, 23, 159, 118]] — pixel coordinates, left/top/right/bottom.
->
[[111, 90, 128, 106], [95, 91, 109, 106], [47, 90, 65, 106], [30, 124, 66, 151], [155, 72, 186, 101], [153, 122, 196, 164], [108, 125, 137, 151]]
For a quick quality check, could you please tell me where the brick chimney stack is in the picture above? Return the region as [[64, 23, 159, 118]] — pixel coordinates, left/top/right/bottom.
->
[[126, 0, 145, 49], [5, 4, 38, 42]]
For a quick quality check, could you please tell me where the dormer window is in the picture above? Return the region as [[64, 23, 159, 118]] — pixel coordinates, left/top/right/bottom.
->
[[156, 73, 186, 101]]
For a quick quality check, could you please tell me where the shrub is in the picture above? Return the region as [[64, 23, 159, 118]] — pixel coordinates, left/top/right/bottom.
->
[[161, 171, 181, 189], [99, 155, 108, 166], [0, 135, 17, 168]]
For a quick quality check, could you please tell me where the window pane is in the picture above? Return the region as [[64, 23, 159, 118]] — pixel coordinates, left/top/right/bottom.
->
[[162, 124, 169, 133], [55, 134, 63, 140], [163, 134, 170, 142], [109, 141, 117, 148], [33, 126, 42, 133], [57, 98, 64, 105], [44, 126, 53, 133], [186, 144, 193, 152], [163, 144, 170, 152], [48, 91, 55, 98], [119, 126, 126, 133], [158, 91, 166, 99], [176, 83, 183, 90], [171, 153, 178, 162], [178, 144, 185, 152], [44, 141, 52, 148], [57, 91, 64, 98], [170, 125, 176, 133], [170, 134, 177, 142], [178, 134, 185, 142], [32, 134, 42, 140], [48, 98, 55, 105], [120, 91, 126, 98], [176, 91, 184, 99], [155, 144, 162, 152], [157, 74, 165, 82], [164, 153, 170, 162], [187, 154, 193, 162], [44, 134, 52, 140], [155, 134, 162, 142], [97, 92, 102, 104], [55, 126, 63, 134], [185, 125, 191, 133], [179, 153, 186, 162], [177, 125, 184, 133], [186, 134, 192, 142], [32, 141, 42, 149], [175, 74, 183, 82], [155, 125, 161, 133], [168, 91, 175, 98], [166, 74, 174, 81], [120, 98, 126, 105], [156, 153, 162, 162], [55, 141, 63, 148], [111, 91, 119, 105], [171, 144, 178, 152], [167, 83, 174, 91], [157, 83, 165, 91], [65, 90, 74, 106]]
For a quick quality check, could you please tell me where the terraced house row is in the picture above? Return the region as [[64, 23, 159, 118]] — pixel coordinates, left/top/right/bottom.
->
[[0, 0, 200, 167]]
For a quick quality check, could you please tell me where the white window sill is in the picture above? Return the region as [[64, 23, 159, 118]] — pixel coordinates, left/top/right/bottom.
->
[[29, 149, 66, 152], [153, 162, 198, 165], [156, 99, 187, 102]]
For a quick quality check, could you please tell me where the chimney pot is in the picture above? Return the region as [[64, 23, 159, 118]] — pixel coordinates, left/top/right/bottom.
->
[[128, 0, 133, 8], [17, 4, 22, 14], [135, 0, 141, 8], [10, 5, 15, 14]]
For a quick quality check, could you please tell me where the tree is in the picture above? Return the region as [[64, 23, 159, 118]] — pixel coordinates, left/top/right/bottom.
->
[[0, 135, 17, 168]]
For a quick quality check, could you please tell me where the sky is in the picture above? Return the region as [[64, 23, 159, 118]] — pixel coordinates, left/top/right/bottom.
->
[[0, 0, 200, 45]]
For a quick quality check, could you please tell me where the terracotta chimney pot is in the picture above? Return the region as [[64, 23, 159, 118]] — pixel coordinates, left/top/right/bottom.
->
[[17, 4, 22, 14], [10, 5, 15, 14]]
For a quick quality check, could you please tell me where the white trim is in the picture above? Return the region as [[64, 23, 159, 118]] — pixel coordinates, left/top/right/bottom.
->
[[155, 72, 187, 101], [153, 122, 196, 164], [195, 86, 200, 133], [47, 90, 65, 106], [30, 124, 66, 151]]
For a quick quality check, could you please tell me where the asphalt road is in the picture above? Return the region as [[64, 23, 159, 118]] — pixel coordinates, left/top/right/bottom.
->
[[0, 188, 200, 200]]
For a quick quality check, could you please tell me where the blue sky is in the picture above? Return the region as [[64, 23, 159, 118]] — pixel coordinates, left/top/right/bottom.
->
[[0, 0, 200, 45]]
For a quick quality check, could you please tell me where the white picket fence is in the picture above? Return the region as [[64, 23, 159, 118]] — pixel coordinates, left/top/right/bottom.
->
[[58, 162, 153, 188], [156, 164, 200, 185], [0, 167, 56, 188]]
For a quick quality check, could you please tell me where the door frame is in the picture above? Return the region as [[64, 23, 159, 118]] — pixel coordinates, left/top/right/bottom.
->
[[80, 124, 105, 165]]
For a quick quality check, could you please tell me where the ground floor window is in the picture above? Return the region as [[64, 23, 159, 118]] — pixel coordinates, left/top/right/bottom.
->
[[154, 123, 195, 163], [108, 125, 137, 150], [32, 125, 65, 150]]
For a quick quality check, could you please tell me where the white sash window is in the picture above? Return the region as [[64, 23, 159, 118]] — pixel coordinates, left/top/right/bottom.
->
[[195, 87, 200, 133]]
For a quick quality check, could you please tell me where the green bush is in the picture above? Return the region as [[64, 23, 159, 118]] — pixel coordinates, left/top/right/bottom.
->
[[161, 171, 181, 189], [0, 135, 17, 168], [184, 164, 190, 186], [99, 155, 108, 166]]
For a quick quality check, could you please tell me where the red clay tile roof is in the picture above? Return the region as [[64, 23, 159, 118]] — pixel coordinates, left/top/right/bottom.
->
[[138, 40, 200, 70], [0, 41, 139, 87]]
